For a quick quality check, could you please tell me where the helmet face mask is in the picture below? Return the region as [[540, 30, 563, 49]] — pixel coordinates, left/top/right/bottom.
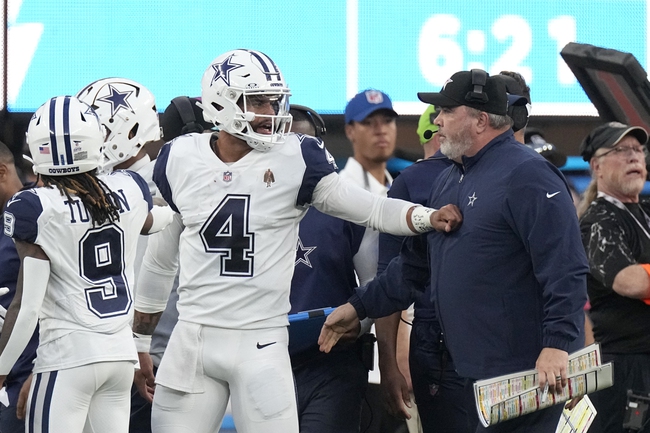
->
[[200, 49, 292, 151], [77, 78, 161, 171], [26, 96, 104, 176]]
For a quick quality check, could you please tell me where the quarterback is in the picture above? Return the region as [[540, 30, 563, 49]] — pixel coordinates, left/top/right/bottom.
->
[[133, 49, 462, 433]]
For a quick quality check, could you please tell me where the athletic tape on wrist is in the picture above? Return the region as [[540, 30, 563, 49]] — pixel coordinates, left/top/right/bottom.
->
[[410, 206, 436, 233], [133, 332, 152, 353]]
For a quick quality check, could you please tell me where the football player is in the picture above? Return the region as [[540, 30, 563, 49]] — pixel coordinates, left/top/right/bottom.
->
[[133, 49, 462, 433], [0, 96, 170, 433]]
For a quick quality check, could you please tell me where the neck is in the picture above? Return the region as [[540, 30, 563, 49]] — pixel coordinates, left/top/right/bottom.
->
[[212, 132, 254, 162], [464, 127, 509, 159], [422, 141, 439, 159], [355, 157, 387, 185], [599, 187, 640, 204]]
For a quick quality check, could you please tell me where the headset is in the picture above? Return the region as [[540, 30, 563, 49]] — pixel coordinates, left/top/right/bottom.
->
[[465, 69, 489, 104], [171, 96, 206, 135], [289, 104, 327, 138], [422, 109, 440, 141], [497, 75, 530, 132]]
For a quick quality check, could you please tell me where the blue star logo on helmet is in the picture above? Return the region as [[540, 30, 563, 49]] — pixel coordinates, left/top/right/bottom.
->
[[97, 84, 133, 117], [210, 54, 244, 87]]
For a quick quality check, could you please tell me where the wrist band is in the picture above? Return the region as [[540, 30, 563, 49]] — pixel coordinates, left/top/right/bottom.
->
[[641, 264, 650, 305], [410, 206, 436, 233], [133, 332, 152, 353]]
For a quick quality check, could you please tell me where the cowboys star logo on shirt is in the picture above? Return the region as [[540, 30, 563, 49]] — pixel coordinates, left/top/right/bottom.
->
[[295, 237, 316, 268]]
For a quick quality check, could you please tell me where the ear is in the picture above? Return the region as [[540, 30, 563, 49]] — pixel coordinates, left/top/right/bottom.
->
[[0, 162, 7, 180], [589, 157, 600, 175], [475, 111, 490, 133], [344, 123, 355, 142]]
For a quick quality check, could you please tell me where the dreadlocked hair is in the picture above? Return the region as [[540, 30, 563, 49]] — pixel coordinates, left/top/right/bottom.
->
[[42, 170, 121, 226]]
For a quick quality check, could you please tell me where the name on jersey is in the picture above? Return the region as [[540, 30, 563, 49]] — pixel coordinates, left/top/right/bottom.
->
[[65, 189, 131, 223]]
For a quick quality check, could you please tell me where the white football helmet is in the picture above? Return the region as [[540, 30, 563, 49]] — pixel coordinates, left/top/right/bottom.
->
[[199, 49, 292, 151], [77, 78, 161, 170], [26, 96, 104, 176]]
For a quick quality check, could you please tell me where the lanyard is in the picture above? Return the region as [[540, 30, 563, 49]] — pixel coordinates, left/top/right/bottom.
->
[[598, 192, 650, 241]]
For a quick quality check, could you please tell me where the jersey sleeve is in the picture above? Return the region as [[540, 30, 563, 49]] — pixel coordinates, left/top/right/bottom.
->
[[378, 173, 412, 274], [152, 141, 179, 213], [296, 136, 337, 206], [581, 211, 636, 288], [121, 170, 153, 211], [3, 190, 43, 243]]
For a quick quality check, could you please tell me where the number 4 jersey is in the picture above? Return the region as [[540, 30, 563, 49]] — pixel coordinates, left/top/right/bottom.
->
[[2, 170, 152, 373], [152, 132, 337, 330]]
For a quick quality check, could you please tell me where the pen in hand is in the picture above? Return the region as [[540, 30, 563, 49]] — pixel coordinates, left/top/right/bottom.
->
[[540, 381, 549, 403]]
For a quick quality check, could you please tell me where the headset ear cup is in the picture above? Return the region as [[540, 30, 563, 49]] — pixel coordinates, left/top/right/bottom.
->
[[509, 105, 529, 132]]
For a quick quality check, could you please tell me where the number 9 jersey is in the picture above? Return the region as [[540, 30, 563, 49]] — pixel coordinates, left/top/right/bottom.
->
[[2, 170, 152, 374]]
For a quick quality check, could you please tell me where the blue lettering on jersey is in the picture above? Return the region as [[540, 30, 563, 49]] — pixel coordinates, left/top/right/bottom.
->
[[112, 189, 131, 213], [64, 198, 91, 223]]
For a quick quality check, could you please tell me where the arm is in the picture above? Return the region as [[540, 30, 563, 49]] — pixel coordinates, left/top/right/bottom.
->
[[140, 205, 176, 235], [507, 162, 588, 391], [134, 213, 182, 314], [611, 264, 650, 299], [311, 173, 461, 236], [319, 235, 430, 352], [375, 313, 413, 419], [0, 241, 49, 386], [132, 213, 182, 402], [133, 310, 163, 402]]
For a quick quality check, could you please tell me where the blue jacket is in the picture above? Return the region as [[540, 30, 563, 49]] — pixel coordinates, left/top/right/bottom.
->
[[378, 152, 453, 322], [352, 130, 588, 379]]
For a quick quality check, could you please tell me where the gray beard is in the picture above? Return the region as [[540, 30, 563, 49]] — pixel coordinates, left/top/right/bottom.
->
[[440, 136, 473, 161]]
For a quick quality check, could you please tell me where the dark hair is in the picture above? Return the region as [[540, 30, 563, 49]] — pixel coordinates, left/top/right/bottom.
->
[[499, 70, 531, 103], [0, 141, 15, 164], [42, 171, 121, 226]]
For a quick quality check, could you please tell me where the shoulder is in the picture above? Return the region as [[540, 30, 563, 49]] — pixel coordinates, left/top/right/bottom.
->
[[105, 170, 152, 205], [3, 189, 44, 242], [580, 198, 625, 230]]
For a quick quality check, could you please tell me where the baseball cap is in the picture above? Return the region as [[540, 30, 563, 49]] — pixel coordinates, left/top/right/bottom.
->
[[161, 96, 213, 142], [417, 69, 508, 116], [345, 89, 397, 124], [579, 121, 649, 162], [416, 105, 439, 144]]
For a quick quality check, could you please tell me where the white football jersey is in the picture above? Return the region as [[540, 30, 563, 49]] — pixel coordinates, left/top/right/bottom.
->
[[3, 170, 152, 373], [154, 132, 336, 329]]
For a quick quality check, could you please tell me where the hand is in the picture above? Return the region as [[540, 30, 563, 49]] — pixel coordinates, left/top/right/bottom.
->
[[337, 320, 361, 347], [430, 204, 462, 233], [379, 364, 412, 420], [318, 303, 360, 353], [16, 373, 32, 420], [134, 352, 156, 402], [535, 347, 569, 395], [564, 395, 584, 410]]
